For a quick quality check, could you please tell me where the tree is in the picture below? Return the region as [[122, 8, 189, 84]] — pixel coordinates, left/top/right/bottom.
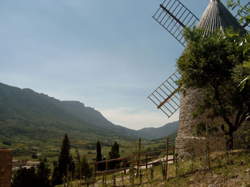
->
[[51, 161, 60, 186], [52, 134, 75, 185], [81, 156, 93, 180], [74, 149, 93, 182], [227, 0, 250, 28], [228, 0, 250, 121], [36, 159, 51, 187], [177, 28, 250, 150], [96, 141, 102, 162], [12, 167, 38, 187], [96, 141, 104, 171], [109, 142, 120, 169], [12, 160, 51, 187], [75, 148, 81, 178], [109, 142, 120, 159]]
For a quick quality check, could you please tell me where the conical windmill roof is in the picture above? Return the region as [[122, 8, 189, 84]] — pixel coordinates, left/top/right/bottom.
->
[[197, 0, 245, 35]]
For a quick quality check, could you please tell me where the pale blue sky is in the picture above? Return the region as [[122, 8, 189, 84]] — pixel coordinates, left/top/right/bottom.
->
[[0, 0, 244, 130]]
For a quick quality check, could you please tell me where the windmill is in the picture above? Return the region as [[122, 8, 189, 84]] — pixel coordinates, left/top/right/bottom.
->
[[147, 0, 248, 155]]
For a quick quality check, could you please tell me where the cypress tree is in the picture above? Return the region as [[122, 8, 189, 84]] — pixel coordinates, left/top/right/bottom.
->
[[36, 159, 51, 187], [51, 161, 60, 186], [109, 142, 120, 159], [52, 134, 74, 185], [109, 142, 120, 169], [58, 134, 71, 176], [96, 141, 104, 171], [96, 141, 102, 161]]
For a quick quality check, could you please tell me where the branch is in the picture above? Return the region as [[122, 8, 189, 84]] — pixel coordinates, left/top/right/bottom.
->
[[238, 110, 248, 127], [234, 106, 243, 131], [213, 85, 233, 128]]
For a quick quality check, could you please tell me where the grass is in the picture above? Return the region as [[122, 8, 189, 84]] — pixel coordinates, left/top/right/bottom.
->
[[3, 127, 169, 167], [57, 150, 250, 187]]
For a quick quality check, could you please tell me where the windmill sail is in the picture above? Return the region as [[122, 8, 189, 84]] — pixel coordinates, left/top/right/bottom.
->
[[149, 0, 246, 118], [153, 0, 199, 46], [148, 72, 180, 118], [236, 2, 250, 29], [150, 0, 199, 118]]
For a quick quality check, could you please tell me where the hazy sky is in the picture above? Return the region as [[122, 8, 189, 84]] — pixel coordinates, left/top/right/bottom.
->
[[0, 0, 244, 130]]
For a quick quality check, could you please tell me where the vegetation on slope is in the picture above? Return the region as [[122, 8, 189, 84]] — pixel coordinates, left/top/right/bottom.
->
[[0, 82, 179, 158]]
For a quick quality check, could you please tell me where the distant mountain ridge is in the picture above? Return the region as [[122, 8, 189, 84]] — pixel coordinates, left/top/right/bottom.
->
[[0, 82, 178, 144], [137, 121, 178, 140]]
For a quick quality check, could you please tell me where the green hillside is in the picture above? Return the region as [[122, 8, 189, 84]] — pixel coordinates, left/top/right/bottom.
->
[[137, 121, 178, 140], [0, 82, 179, 158]]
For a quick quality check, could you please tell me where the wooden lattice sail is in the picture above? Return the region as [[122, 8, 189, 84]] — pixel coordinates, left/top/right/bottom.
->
[[148, 72, 180, 118], [153, 0, 199, 47], [149, 0, 198, 119]]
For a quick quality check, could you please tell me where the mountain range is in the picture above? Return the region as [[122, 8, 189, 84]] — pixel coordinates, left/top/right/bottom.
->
[[0, 82, 178, 148]]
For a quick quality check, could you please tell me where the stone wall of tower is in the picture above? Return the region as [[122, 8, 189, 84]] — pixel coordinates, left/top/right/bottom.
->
[[175, 88, 225, 158], [175, 88, 203, 157], [0, 149, 12, 187]]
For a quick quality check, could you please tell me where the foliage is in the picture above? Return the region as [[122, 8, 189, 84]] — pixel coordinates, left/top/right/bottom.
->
[[74, 149, 93, 180], [74, 148, 81, 178], [12, 159, 51, 187], [96, 141, 102, 161], [96, 141, 105, 171], [12, 167, 38, 187], [52, 134, 75, 185], [0, 82, 139, 158], [80, 156, 93, 179], [109, 142, 120, 169], [51, 161, 60, 186], [36, 159, 51, 187], [177, 28, 250, 150], [0, 82, 178, 160], [227, 0, 250, 28], [109, 142, 120, 159]]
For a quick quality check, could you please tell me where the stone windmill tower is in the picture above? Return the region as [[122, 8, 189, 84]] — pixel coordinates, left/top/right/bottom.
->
[[148, 0, 248, 156]]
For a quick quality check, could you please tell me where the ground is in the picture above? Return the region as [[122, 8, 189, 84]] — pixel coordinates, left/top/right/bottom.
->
[[57, 150, 250, 187]]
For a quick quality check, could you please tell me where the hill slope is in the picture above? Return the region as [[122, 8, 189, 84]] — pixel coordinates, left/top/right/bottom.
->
[[0, 82, 179, 158], [0, 83, 139, 142], [137, 121, 178, 140]]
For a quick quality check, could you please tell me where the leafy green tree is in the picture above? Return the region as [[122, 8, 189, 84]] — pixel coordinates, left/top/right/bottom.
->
[[81, 156, 93, 180], [12, 167, 38, 187], [177, 28, 250, 150], [12, 160, 51, 187], [234, 60, 250, 121], [227, 0, 250, 28], [75, 148, 81, 178], [74, 149, 93, 181]]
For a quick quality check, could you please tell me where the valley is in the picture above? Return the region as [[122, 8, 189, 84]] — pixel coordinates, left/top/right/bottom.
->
[[0, 82, 178, 160]]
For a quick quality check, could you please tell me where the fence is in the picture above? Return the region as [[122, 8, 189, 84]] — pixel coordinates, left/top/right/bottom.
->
[[64, 136, 239, 187]]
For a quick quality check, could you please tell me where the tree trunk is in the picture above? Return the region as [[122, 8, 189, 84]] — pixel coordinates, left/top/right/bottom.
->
[[226, 132, 234, 150]]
